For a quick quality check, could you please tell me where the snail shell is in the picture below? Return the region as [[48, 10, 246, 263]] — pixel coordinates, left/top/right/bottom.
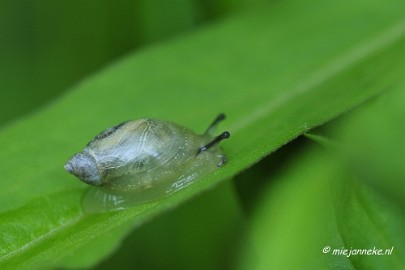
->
[[65, 115, 229, 213]]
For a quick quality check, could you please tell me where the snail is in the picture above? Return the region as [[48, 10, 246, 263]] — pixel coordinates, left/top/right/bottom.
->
[[64, 113, 230, 213]]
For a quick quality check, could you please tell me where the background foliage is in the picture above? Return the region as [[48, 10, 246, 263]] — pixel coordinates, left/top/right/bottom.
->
[[0, 0, 404, 269]]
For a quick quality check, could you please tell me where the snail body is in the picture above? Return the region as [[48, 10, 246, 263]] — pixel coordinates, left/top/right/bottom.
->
[[65, 114, 229, 212]]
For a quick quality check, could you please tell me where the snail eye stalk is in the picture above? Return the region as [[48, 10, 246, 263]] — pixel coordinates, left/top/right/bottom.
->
[[204, 113, 226, 135], [197, 131, 230, 155]]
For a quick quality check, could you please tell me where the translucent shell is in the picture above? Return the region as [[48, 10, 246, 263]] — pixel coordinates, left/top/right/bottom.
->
[[65, 117, 229, 213]]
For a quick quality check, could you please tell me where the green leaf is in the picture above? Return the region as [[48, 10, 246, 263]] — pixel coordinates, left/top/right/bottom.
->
[[236, 146, 343, 269], [239, 71, 405, 270], [333, 82, 405, 208], [93, 181, 243, 270], [237, 142, 405, 270], [1, 0, 405, 269], [329, 78, 405, 269]]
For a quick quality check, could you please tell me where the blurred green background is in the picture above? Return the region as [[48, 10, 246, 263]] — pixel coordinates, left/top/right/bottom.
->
[[0, 0, 262, 127]]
